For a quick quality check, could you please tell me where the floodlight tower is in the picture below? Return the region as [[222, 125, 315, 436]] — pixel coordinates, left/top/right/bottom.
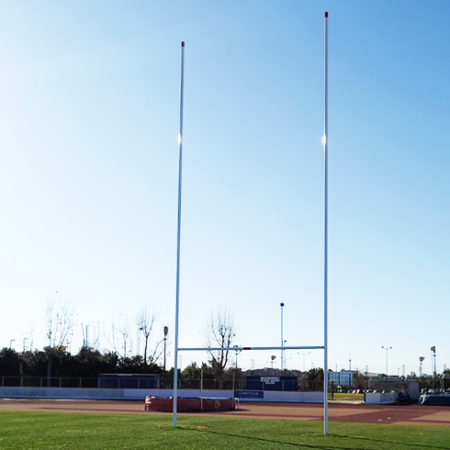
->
[[298, 352, 311, 372], [431, 346, 436, 388], [271, 355, 276, 371]]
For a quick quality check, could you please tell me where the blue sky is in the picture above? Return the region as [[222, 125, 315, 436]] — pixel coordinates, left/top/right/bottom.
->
[[0, 1, 449, 377]]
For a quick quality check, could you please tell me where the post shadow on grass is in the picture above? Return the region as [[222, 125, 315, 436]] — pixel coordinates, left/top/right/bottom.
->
[[178, 426, 371, 450], [330, 433, 450, 450], [178, 427, 450, 450]]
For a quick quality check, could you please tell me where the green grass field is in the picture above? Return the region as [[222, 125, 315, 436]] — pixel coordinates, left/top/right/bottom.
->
[[0, 411, 449, 450]]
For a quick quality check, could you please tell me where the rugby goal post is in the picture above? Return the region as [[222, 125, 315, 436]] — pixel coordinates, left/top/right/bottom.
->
[[172, 11, 330, 435]]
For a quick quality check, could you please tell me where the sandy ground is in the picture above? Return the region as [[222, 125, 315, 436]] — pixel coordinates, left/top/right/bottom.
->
[[1, 399, 450, 427]]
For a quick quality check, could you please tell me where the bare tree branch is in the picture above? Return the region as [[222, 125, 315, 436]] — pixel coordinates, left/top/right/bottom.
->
[[204, 305, 236, 389], [104, 315, 131, 359], [135, 306, 162, 366], [46, 300, 75, 349]]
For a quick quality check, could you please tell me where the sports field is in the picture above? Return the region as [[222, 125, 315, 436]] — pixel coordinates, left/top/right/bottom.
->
[[0, 400, 449, 449]]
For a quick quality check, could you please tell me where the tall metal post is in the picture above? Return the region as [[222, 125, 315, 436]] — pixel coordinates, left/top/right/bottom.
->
[[386, 348, 388, 375], [200, 366, 204, 411], [382, 346, 392, 376], [280, 303, 284, 371], [431, 346, 437, 389], [323, 10, 329, 436], [164, 326, 168, 372], [173, 41, 185, 428]]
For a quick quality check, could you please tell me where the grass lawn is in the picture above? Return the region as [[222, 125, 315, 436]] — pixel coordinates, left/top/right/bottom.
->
[[0, 411, 449, 450]]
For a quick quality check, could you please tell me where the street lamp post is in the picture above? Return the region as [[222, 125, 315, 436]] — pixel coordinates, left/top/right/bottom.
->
[[280, 303, 284, 371], [163, 326, 168, 371]]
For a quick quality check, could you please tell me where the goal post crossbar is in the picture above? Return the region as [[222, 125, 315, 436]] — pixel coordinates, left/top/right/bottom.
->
[[178, 346, 324, 352]]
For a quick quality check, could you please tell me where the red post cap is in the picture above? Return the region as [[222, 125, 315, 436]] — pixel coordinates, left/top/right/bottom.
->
[[325, 12, 328, 18], [181, 41, 185, 47]]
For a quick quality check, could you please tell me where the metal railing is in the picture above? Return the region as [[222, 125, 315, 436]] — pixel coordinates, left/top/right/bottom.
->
[[0, 376, 99, 388], [0, 376, 326, 391]]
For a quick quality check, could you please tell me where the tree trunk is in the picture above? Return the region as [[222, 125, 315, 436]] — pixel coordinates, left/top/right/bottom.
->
[[216, 368, 224, 390], [19, 361, 24, 387], [144, 336, 149, 368], [47, 353, 52, 387]]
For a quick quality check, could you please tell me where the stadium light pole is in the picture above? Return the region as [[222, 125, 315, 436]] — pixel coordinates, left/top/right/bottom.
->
[[382, 346, 392, 376], [431, 346, 436, 389], [173, 41, 185, 428], [323, 10, 329, 436], [298, 352, 311, 372], [280, 303, 284, 371], [271, 355, 276, 372]]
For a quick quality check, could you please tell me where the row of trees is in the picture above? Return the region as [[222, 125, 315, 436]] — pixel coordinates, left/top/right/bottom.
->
[[42, 300, 162, 362], [1, 305, 239, 390], [0, 346, 241, 390], [0, 347, 162, 379], [12, 345, 438, 392], [0, 346, 326, 391]]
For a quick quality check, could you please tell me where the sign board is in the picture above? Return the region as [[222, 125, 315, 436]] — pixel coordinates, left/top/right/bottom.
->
[[246, 376, 298, 392], [234, 390, 264, 399], [260, 377, 279, 384]]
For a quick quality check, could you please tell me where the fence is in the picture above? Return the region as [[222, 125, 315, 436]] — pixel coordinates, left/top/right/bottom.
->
[[159, 377, 246, 390], [99, 374, 159, 389], [0, 376, 99, 388], [0, 376, 324, 391]]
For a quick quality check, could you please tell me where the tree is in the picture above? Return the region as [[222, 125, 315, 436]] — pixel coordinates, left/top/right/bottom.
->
[[105, 315, 131, 359], [306, 368, 324, 391], [45, 299, 75, 386], [46, 300, 75, 349], [70, 347, 114, 378], [135, 306, 160, 368], [353, 371, 369, 390], [181, 362, 213, 389], [204, 306, 236, 389], [0, 348, 20, 376]]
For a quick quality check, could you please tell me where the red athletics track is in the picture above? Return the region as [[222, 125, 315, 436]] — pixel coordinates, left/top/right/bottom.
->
[[0, 399, 450, 427]]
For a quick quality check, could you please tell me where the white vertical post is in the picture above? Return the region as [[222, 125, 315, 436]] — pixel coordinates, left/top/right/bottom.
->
[[280, 302, 284, 371], [200, 366, 204, 411], [386, 349, 389, 375], [382, 346, 392, 376], [173, 41, 185, 428], [323, 11, 329, 436]]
